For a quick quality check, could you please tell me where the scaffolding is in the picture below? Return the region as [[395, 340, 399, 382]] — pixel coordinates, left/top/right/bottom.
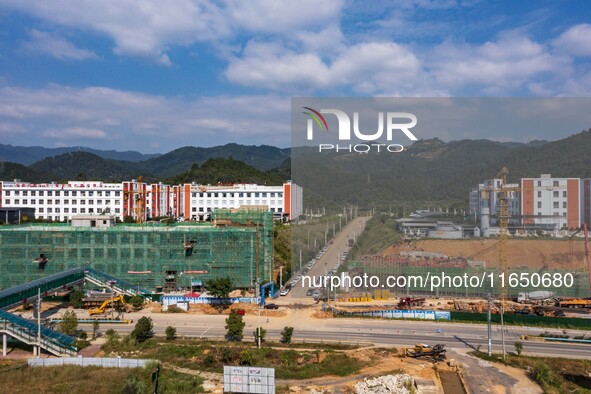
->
[[0, 210, 274, 291]]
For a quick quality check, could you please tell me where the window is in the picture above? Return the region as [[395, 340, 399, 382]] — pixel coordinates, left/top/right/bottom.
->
[[553, 201, 559, 209], [538, 191, 542, 198], [72, 208, 77, 213], [14, 199, 19, 204], [553, 181, 559, 187], [14, 191, 19, 196], [55, 207, 60, 213], [97, 191, 102, 197], [39, 208, 44, 213], [23, 191, 28, 196], [38, 199, 44, 204], [64, 208, 69, 213], [55, 191, 60, 196], [115, 208, 120, 213], [192, 193, 197, 197], [89, 208, 94, 213], [105, 191, 111, 196], [88, 191, 94, 196], [97, 200, 102, 205], [64, 191, 69, 196], [80, 208, 86, 214], [537, 181, 542, 187], [563, 202, 567, 209], [553, 191, 559, 198], [31, 191, 36, 196], [39, 191, 44, 196], [23, 199, 28, 204], [80, 200, 86, 205], [563, 191, 567, 198], [64, 199, 69, 204], [89, 200, 94, 205], [47, 191, 52, 196], [3, 191, 8, 196], [4, 199, 9, 205], [537, 201, 542, 208], [71, 191, 77, 196], [31, 199, 36, 204], [105, 200, 110, 205], [115, 191, 120, 197], [47, 208, 52, 213], [47, 199, 52, 205]]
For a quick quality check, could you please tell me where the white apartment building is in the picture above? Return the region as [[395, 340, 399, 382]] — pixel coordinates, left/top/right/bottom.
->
[[472, 179, 520, 225], [1, 179, 302, 222], [170, 181, 302, 221]]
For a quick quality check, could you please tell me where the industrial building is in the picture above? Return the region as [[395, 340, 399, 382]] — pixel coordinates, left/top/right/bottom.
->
[[0, 209, 273, 291], [0, 179, 302, 222], [470, 173, 587, 235]]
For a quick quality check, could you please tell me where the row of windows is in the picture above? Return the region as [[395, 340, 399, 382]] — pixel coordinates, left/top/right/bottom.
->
[[537, 201, 568, 209], [4, 190, 121, 197], [38, 207, 121, 214], [537, 191, 568, 198], [192, 200, 280, 205], [190, 206, 283, 213], [537, 181, 562, 187], [190, 192, 283, 198], [6, 199, 121, 206]]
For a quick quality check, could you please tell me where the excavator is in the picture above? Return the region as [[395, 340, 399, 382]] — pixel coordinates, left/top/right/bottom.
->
[[89, 294, 126, 315], [402, 344, 446, 362]]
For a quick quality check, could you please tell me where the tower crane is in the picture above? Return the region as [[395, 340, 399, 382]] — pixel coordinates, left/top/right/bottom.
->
[[124, 176, 146, 223]]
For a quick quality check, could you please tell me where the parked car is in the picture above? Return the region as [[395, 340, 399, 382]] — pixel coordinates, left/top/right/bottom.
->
[[306, 288, 315, 296], [280, 288, 289, 296], [264, 303, 279, 309]]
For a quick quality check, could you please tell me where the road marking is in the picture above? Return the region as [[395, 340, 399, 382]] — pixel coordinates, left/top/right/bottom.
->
[[200, 327, 210, 338]]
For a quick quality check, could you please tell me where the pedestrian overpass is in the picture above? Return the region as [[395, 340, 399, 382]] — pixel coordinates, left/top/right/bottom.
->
[[0, 267, 151, 357]]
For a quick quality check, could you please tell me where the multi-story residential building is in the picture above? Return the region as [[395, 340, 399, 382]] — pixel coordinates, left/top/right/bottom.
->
[[521, 174, 580, 229], [0, 179, 302, 222], [470, 174, 582, 233]]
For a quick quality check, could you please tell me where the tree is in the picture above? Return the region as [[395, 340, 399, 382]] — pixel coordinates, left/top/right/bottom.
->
[[225, 311, 245, 341], [123, 215, 136, 224], [131, 316, 153, 343], [281, 326, 294, 344], [206, 277, 234, 299], [514, 341, 523, 356], [59, 310, 78, 336], [129, 295, 144, 310], [253, 326, 267, 343], [165, 326, 177, 341], [69, 290, 84, 309], [92, 321, 100, 340]]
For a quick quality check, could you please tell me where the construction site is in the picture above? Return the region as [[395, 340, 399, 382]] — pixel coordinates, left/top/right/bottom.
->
[[0, 209, 274, 292]]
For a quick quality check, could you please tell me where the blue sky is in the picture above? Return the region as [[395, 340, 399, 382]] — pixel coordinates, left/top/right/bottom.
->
[[0, 0, 590, 153]]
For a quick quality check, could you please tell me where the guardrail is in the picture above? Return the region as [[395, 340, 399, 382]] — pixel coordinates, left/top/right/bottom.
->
[[28, 357, 155, 368]]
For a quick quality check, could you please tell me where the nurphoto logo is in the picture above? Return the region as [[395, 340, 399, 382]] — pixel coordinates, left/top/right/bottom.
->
[[303, 107, 418, 153]]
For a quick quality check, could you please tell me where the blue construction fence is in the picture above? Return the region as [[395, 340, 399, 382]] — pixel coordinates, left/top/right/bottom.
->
[[334, 309, 451, 320], [161, 295, 259, 307]]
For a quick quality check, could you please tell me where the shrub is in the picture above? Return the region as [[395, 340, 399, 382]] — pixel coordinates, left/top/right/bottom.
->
[[533, 362, 558, 389], [239, 350, 253, 366], [69, 290, 84, 309], [514, 341, 523, 356], [129, 295, 144, 310], [59, 310, 78, 336], [225, 311, 245, 341], [254, 327, 267, 343], [165, 326, 177, 341], [281, 327, 294, 344], [166, 305, 185, 313]]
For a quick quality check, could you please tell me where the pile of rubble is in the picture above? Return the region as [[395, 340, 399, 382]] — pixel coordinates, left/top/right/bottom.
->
[[355, 374, 417, 394]]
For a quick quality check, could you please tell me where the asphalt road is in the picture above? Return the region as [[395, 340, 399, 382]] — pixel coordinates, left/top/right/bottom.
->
[[289, 216, 369, 298], [98, 312, 591, 359]]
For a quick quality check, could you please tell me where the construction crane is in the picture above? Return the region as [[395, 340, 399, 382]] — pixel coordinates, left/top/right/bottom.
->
[[124, 176, 146, 223], [569, 223, 591, 298]]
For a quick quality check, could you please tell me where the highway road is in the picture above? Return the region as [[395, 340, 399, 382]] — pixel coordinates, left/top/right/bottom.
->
[[289, 216, 369, 298], [98, 311, 591, 359]]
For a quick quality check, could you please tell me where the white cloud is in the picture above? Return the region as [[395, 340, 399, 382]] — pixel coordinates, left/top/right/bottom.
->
[[21, 29, 98, 61], [42, 127, 108, 139], [0, 85, 291, 151], [552, 24, 591, 57], [431, 35, 562, 94], [225, 41, 419, 93]]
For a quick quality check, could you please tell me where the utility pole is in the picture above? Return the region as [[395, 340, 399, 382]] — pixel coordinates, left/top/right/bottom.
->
[[279, 266, 283, 289], [37, 287, 41, 358], [487, 293, 492, 356]]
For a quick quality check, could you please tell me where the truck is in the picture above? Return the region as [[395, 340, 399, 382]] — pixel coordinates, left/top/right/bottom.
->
[[402, 343, 446, 362], [559, 298, 591, 308], [398, 297, 425, 309], [517, 291, 555, 304]]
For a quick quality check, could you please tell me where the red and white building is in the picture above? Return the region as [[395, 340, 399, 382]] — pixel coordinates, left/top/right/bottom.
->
[[0, 179, 302, 222]]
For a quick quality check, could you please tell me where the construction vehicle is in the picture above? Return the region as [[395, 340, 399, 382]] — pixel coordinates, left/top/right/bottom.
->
[[89, 294, 126, 315], [402, 343, 446, 362], [398, 297, 425, 309], [559, 298, 591, 308], [517, 291, 556, 305]]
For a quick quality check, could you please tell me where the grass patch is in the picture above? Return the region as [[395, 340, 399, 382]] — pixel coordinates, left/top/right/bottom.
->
[[102, 337, 367, 380], [0, 363, 204, 394], [470, 351, 591, 393]]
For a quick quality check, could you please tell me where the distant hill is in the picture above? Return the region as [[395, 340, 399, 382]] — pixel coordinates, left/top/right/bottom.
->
[[29, 152, 150, 182], [167, 157, 284, 185], [0, 162, 49, 183], [141, 143, 290, 178], [0, 144, 159, 165]]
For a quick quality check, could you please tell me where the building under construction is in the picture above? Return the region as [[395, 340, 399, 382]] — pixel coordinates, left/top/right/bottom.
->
[[0, 209, 273, 292]]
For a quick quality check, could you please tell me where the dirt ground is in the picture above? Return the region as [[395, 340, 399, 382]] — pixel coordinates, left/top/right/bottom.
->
[[383, 238, 587, 270]]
